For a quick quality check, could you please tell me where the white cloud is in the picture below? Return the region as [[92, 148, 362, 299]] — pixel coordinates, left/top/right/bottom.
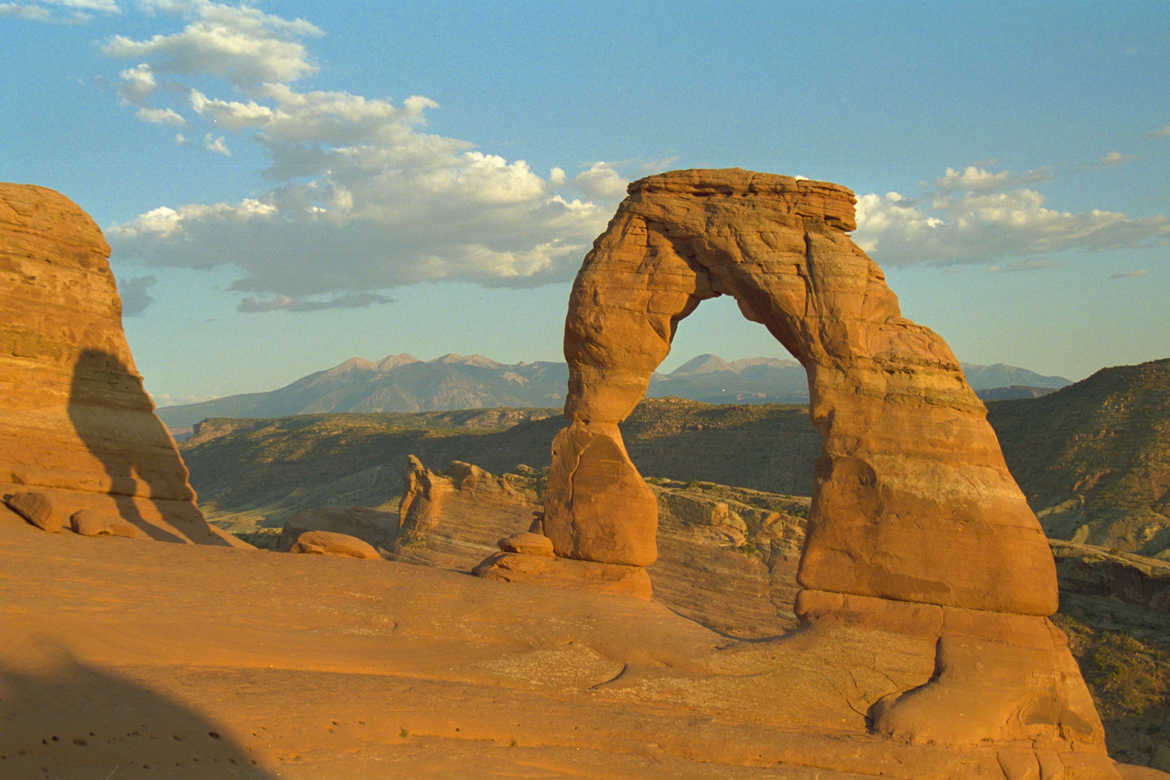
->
[[237, 292, 393, 313], [174, 132, 186, 145], [117, 62, 156, 103], [101, 1, 321, 89], [1109, 269, 1148, 280], [47, 0, 118, 10], [1151, 125, 1170, 137], [574, 161, 628, 201], [0, 0, 117, 21], [935, 165, 1051, 193], [114, 198, 276, 241], [1099, 151, 1133, 166], [854, 167, 1170, 266], [0, 3, 52, 19], [637, 155, 679, 173], [987, 258, 1058, 273], [101, 2, 617, 310], [203, 132, 229, 155], [136, 106, 185, 125]]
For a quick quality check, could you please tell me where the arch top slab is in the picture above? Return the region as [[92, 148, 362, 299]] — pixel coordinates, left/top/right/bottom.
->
[[547, 168, 1057, 616]]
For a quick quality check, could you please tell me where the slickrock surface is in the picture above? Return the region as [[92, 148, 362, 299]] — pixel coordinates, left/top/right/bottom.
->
[[0, 184, 235, 546], [2, 519, 1146, 779], [527, 169, 1109, 756]]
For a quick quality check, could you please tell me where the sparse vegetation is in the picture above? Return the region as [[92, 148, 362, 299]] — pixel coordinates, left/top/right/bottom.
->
[[1055, 609, 1170, 766]]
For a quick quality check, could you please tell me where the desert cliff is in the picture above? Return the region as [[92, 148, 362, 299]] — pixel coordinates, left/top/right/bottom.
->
[[0, 184, 237, 547]]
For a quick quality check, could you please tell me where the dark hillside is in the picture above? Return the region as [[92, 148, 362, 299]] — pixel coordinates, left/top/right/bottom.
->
[[181, 399, 818, 530], [989, 358, 1170, 558]]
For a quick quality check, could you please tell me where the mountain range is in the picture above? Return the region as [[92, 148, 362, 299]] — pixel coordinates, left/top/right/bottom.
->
[[158, 352, 1071, 428]]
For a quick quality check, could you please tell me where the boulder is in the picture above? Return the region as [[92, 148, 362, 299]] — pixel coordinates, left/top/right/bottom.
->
[[277, 506, 399, 553], [288, 530, 381, 560], [498, 531, 555, 557], [4, 491, 62, 532], [0, 184, 241, 547], [69, 509, 147, 539]]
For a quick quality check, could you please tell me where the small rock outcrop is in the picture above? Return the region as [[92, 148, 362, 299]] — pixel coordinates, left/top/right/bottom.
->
[[69, 509, 147, 539], [498, 531, 555, 556], [485, 168, 1112, 764], [277, 506, 399, 553], [287, 530, 382, 560], [0, 183, 239, 546], [474, 548, 653, 600], [395, 456, 542, 570], [4, 491, 63, 533]]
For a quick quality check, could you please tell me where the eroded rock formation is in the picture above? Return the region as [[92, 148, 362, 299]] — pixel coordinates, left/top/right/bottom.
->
[[0, 183, 237, 545], [479, 169, 1112, 761], [287, 529, 382, 559]]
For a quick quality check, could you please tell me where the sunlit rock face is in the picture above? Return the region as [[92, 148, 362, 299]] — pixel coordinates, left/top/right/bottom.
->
[[528, 168, 1109, 754], [0, 183, 235, 546]]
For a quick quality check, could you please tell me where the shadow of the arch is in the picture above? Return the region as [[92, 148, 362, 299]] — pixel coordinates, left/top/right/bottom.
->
[[66, 348, 190, 543], [0, 647, 274, 778]]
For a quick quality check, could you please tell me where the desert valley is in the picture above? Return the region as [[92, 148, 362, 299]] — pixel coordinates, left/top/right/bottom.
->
[[3, 172, 1169, 780]]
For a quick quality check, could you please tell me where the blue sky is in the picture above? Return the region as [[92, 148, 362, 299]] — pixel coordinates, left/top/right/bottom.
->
[[2, 0, 1167, 404]]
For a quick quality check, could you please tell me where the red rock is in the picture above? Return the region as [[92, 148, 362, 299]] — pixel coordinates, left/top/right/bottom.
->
[[549, 168, 1053, 614], [536, 168, 1104, 752], [473, 551, 652, 600], [4, 491, 62, 533], [498, 532, 555, 557], [69, 509, 147, 539], [288, 530, 381, 560], [0, 184, 239, 547]]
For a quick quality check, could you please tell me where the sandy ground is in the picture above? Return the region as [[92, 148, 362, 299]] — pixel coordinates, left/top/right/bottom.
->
[[0, 518, 1153, 779]]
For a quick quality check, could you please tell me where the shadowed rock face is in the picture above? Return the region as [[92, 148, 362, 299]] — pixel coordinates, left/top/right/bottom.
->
[[520, 168, 1109, 756], [0, 183, 234, 546]]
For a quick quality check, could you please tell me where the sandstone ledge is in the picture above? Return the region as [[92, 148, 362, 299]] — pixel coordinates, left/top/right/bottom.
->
[[628, 168, 857, 231], [474, 551, 652, 600]]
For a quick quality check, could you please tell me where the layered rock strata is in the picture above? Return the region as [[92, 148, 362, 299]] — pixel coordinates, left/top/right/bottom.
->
[[492, 168, 1110, 756], [0, 183, 235, 546]]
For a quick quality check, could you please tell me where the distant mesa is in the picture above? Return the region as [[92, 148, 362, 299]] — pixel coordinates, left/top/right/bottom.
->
[[0, 182, 240, 547], [474, 167, 1113, 765]]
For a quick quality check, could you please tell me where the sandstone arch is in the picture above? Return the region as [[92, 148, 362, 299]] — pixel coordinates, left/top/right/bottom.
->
[[546, 168, 1055, 612], [480, 169, 1109, 754]]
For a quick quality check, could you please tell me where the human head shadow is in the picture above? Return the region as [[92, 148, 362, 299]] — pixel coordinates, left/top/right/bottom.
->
[[66, 348, 191, 543], [0, 647, 275, 778]]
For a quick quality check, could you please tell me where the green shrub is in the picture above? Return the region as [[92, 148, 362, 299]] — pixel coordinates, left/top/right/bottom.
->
[[1082, 632, 1168, 719]]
